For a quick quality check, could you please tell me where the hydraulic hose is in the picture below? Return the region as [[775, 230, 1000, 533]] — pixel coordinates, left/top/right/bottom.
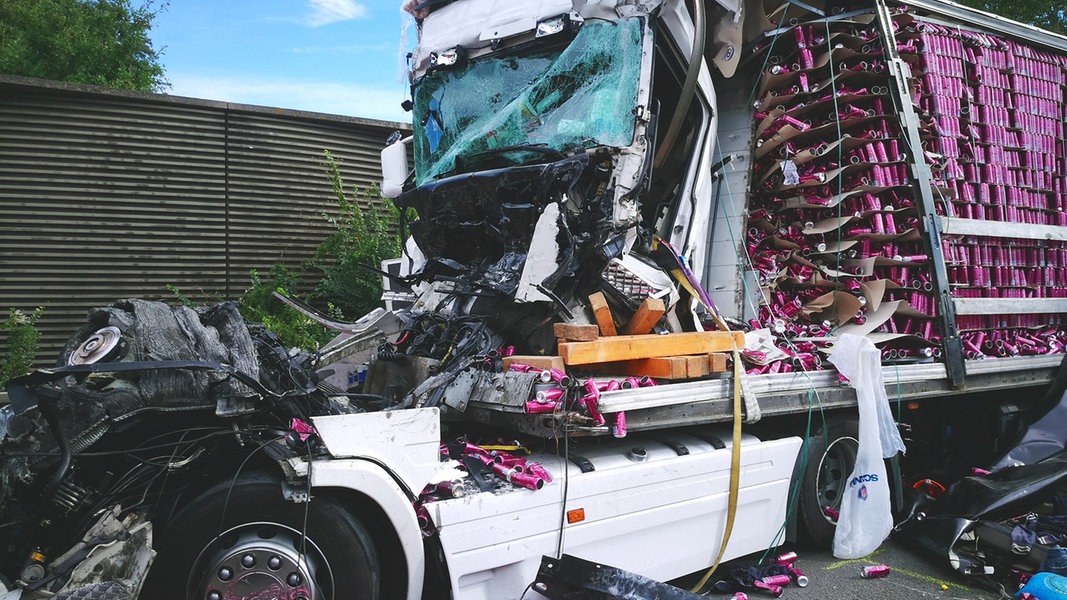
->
[[652, 0, 706, 170], [38, 393, 72, 495]]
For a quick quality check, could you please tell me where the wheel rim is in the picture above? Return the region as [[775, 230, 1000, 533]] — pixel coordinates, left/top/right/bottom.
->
[[816, 435, 859, 524], [190, 521, 334, 600]]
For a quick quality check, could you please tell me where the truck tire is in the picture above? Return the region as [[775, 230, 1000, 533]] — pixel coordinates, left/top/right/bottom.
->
[[797, 417, 859, 547], [142, 472, 380, 600]]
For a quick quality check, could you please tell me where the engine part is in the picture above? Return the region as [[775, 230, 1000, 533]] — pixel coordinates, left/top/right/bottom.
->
[[68, 327, 125, 365]]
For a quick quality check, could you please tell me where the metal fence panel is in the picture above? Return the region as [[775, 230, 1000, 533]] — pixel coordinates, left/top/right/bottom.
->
[[0, 75, 409, 361]]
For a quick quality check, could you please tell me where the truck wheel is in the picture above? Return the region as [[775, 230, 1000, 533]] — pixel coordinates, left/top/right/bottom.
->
[[797, 417, 859, 547], [142, 473, 380, 600]]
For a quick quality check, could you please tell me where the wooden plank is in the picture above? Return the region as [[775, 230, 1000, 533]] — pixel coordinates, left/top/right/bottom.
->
[[685, 355, 710, 378], [553, 323, 600, 342], [502, 355, 566, 372], [558, 331, 745, 365], [708, 352, 729, 373], [588, 292, 617, 336], [589, 356, 690, 379], [622, 298, 665, 335]]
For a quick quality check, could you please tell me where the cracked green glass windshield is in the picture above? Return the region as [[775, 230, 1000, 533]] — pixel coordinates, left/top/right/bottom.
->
[[412, 17, 644, 185]]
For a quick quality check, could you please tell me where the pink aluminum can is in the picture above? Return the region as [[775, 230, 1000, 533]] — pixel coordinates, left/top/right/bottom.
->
[[782, 114, 810, 131], [775, 551, 798, 565], [535, 387, 565, 403], [788, 564, 810, 587], [525, 400, 558, 414], [547, 367, 571, 387], [525, 462, 552, 482], [612, 411, 627, 438], [761, 574, 791, 587], [752, 579, 783, 597], [862, 564, 890, 579]]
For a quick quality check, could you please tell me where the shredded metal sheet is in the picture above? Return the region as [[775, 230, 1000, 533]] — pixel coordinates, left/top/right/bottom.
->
[[62, 299, 259, 416]]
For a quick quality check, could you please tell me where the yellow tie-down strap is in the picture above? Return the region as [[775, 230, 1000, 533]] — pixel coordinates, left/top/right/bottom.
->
[[690, 345, 744, 593]]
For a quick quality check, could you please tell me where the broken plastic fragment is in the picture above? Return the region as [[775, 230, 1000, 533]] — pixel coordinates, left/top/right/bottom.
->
[[289, 418, 316, 442]]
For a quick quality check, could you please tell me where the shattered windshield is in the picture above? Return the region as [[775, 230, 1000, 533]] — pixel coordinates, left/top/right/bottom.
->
[[412, 17, 644, 185]]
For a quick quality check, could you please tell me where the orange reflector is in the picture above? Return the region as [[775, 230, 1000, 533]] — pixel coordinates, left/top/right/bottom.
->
[[912, 478, 946, 497], [566, 508, 585, 524], [906, 402, 920, 410]]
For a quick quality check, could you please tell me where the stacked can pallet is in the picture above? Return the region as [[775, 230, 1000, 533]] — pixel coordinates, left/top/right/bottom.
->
[[746, 9, 1066, 372], [746, 11, 940, 373], [898, 19, 1067, 358], [903, 24, 1065, 225]]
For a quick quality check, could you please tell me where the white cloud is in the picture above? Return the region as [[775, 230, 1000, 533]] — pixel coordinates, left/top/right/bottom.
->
[[165, 74, 410, 123], [304, 0, 367, 27], [289, 42, 394, 55]]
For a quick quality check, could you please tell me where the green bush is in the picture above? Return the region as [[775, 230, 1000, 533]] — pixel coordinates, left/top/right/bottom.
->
[[238, 263, 335, 351], [1, 307, 43, 388], [215, 151, 405, 352], [309, 150, 404, 320]]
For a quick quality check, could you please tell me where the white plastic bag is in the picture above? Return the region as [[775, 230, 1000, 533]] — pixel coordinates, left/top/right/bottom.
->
[[827, 334, 906, 559]]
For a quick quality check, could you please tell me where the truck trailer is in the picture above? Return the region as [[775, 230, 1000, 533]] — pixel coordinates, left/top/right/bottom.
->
[[1, 0, 1066, 598]]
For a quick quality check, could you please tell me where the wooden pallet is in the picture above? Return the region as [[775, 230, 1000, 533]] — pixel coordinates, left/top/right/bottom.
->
[[547, 294, 738, 380]]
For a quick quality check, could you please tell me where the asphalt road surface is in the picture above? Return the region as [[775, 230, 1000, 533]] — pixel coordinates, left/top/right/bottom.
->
[[705, 536, 1009, 600]]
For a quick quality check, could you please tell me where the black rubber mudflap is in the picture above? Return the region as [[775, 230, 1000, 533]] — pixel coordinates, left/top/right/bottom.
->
[[531, 554, 705, 599]]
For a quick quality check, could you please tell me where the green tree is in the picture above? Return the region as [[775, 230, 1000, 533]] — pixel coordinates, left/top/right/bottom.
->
[[954, 1, 1067, 36], [0, 0, 167, 92], [309, 151, 404, 320]]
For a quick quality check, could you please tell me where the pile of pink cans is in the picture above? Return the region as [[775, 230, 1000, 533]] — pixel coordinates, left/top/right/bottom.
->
[[745, 10, 1066, 372], [901, 20, 1066, 357]]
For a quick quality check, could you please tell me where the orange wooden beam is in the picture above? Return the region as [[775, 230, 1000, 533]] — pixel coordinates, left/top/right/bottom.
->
[[501, 355, 566, 371], [558, 331, 744, 365], [553, 323, 600, 342], [622, 298, 665, 335], [588, 292, 617, 336]]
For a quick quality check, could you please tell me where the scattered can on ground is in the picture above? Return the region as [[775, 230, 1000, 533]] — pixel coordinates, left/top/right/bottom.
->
[[761, 574, 791, 587], [862, 564, 891, 579], [774, 551, 798, 565], [788, 564, 810, 587]]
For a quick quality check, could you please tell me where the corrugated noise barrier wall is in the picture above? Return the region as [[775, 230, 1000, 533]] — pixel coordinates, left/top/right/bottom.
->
[[0, 75, 410, 361]]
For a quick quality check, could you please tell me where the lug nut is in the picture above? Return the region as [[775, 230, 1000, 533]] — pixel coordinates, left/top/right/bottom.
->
[[218, 567, 233, 581], [268, 555, 282, 570], [287, 572, 302, 587], [241, 554, 255, 568]]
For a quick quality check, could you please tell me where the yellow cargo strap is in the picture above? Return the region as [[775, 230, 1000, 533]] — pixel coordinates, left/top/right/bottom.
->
[[691, 345, 743, 593]]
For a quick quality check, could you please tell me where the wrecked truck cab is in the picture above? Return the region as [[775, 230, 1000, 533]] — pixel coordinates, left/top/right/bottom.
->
[[0, 300, 383, 600], [409, 16, 646, 190], [383, 1, 717, 354]]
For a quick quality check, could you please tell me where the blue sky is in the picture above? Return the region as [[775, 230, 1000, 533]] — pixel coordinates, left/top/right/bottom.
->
[[150, 0, 412, 123]]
